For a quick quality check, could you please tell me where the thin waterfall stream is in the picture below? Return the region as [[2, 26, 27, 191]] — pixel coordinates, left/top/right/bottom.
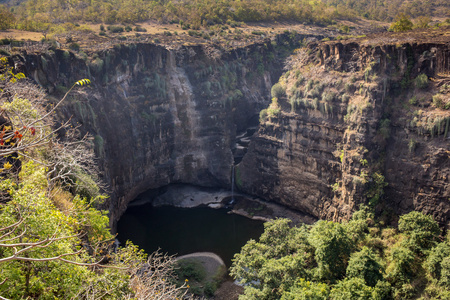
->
[[230, 165, 235, 205]]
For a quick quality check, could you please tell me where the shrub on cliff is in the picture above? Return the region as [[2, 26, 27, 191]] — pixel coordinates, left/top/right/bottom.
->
[[415, 74, 429, 89], [271, 83, 286, 99], [259, 109, 268, 123]]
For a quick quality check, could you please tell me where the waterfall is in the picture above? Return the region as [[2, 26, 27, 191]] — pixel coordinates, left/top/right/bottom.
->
[[230, 165, 235, 205]]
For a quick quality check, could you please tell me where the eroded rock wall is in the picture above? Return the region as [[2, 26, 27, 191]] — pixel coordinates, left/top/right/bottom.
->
[[238, 38, 450, 226], [16, 36, 301, 225]]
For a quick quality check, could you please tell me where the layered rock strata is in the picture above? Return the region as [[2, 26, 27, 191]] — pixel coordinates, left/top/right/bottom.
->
[[238, 33, 450, 226]]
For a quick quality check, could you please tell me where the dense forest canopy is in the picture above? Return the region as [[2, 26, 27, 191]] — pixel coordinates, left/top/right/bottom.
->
[[0, 0, 448, 31], [231, 209, 450, 300]]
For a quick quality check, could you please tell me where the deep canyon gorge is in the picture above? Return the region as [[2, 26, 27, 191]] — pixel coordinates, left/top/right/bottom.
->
[[11, 29, 450, 229]]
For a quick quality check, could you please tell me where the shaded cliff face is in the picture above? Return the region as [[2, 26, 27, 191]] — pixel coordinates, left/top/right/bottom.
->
[[238, 33, 450, 226], [17, 34, 303, 224]]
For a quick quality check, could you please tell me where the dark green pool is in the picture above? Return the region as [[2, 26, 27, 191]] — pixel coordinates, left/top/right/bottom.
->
[[116, 203, 265, 266]]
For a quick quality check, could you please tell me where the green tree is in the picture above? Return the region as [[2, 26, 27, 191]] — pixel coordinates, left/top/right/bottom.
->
[[346, 246, 383, 287], [415, 73, 429, 89], [389, 13, 413, 32], [271, 82, 286, 99], [281, 278, 330, 300], [0, 64, 192, 299], [398, 211, 440, 252], [0, 5, 15, 30], [308, 220, 352, 282], [385, 245, 417, 286], [330, 277, 373, 300], [425, 242, 450, 280], [231, 219, 314, 300], [344, 205, 372, 243]]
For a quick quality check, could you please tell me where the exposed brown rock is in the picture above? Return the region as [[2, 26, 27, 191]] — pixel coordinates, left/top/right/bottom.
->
[[239, 30, 450, 226]]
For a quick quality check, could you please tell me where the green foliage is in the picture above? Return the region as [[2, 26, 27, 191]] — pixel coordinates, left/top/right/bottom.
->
[[0, 168, 86, 298], [372, 280, 393, 300], [261, 98, 281, 122], [408, 138, 416, 153], [6, 0, 446, 30], [385, 244, 417, 285], [432, 94, 449, 109], [231, 219, 313, 300], [345, 206, 373, 243], [398, 211, 440, 252], [0, 73, 194, 299], [0, 161, 124, 299], [308, 220, 352, 282], [94, 134, 104, 157], [0, 5, 15, 30], [366, 172, 388, 207], [251, 30, 265, 35], [415, 73, 428, 89], [330, 277, 373, 299], [322, 91, 336, 102], [271, 83, 285, 99], [440, 257, 450, 287], [89, 58, 104, 74], [281, 278, 330, 300], [347, 247, 383, 287], [378, 118, 391, 139], [108, 25, 124, 33], [389, 14, 413, 32], [175, 259, 206, 282], [69, 42, 80, 51], [232, 208, 450, 300], [134, 26, 147, 32], [414, 16, 431, 28], [425, 242, 450, 281]]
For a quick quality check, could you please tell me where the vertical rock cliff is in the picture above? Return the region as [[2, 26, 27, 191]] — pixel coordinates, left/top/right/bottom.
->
[[238, 32, 450, 226], [15, 34, 303, 224]]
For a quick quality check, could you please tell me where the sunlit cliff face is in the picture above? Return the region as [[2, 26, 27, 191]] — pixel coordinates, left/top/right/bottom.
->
[[19, 32, 450, 228]]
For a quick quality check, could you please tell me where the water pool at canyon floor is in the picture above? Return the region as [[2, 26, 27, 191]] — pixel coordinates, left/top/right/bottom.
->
[[117, 203, 265, 266]]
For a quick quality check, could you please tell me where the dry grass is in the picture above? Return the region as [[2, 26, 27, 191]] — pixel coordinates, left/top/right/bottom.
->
[[0, 29, 43, 41], [49, 187, 74, 213], [0, 17, 392, 45]]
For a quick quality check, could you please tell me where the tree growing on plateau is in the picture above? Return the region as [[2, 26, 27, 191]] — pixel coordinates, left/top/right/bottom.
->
[[389, 13, 413, 32], [0, 5, 15, 30]]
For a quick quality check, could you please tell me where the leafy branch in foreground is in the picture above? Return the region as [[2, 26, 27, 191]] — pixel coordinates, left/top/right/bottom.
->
[[0, 65, 102, 197], [0, 61, 193, 299], [0, 62, 90, 158]]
